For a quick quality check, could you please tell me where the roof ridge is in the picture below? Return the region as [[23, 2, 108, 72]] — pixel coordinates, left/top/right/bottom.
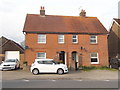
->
[[27, 14, 97, 18]]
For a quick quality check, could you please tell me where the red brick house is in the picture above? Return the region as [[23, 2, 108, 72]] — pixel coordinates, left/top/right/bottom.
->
[[23, 7, 109, 70]]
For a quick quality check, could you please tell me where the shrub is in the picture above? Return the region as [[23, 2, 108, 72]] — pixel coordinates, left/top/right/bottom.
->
[[23, 61, 28, 65]]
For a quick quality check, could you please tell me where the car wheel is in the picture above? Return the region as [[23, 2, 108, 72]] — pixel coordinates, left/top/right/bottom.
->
[[57, 69, 64, 75], [32, 69, 39, 75]]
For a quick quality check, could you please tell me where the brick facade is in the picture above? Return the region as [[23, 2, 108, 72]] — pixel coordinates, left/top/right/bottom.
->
[[25, 33, 109, 69], [23, 8, 109, 70]]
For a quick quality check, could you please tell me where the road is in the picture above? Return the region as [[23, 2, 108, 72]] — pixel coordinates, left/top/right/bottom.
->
[[1, 79, 118, 88]]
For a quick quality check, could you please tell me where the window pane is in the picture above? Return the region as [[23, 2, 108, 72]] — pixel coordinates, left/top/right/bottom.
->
[[37, 53, 46, 59], [72, 35, 78, 43], [72, 39, 77, 42], [90, 35, 96, 38], [90, 40, 96, 43], [91, 53, 97, 57], [59, 39, 64, 42], [91, 58, 98, 62], [38, 34, 46, 43], [58, 35, 64, 43], [58, 35, 64, 38], [90, 35, 97, 43], [73, 35, 76, 38]]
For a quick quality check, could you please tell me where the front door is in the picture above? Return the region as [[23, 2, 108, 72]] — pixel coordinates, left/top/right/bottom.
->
[[72, 52, 78, 70], [59, 51, 65, 64]]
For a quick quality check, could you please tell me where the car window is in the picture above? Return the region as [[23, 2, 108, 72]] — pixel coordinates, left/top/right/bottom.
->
[[37, 61, 44, 64], [5, 59, 16, 62], [43, 61, 53, 64]]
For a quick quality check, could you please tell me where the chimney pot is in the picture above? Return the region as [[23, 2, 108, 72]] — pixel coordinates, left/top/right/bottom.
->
[[40, 6, 45, 16], [80, 9, 86, 17]]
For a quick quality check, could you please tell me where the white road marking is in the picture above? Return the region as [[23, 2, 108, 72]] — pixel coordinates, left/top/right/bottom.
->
[[104, 80, 110, 82], [51, 80, 56, 82], [23, 80, 30, 82], [76, 80, 83, 82]]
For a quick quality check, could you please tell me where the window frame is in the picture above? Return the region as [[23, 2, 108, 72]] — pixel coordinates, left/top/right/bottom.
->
[[38, 34, 46, 44], [90, 53, 99, 64], [90, 35, 97, 44], [58, 35, 64, 44], [37, 52, 46, 59], [72, 35, 78, 43]]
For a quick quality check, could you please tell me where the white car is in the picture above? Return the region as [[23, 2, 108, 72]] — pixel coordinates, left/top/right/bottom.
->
[[0, 59, 20, 70], [30, 59, 68, 75]]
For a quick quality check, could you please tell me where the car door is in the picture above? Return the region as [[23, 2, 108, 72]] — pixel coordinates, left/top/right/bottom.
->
[[43, 61, 56, 73], [37, 61, 46, 73]]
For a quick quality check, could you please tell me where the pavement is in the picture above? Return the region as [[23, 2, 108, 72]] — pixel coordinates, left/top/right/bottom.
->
[[0, 69, 119, 81]]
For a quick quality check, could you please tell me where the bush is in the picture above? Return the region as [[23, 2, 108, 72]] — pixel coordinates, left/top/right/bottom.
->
[[23, 61, 28, 65]]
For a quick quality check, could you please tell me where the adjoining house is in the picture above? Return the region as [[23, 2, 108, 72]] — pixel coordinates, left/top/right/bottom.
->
[[0, 36, 24, 65], [108, 18, 120, 59], [23, 7, 109, 70]]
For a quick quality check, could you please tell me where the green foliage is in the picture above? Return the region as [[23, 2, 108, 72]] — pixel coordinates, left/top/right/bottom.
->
[[81, 66, 117, 71], [59, 60, 63, 63], [23, 61, 28, 65]]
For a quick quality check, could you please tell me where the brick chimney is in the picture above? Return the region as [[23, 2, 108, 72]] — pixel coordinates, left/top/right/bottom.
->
[[40, 6, 45, 16], [80, 9, 86, 17]]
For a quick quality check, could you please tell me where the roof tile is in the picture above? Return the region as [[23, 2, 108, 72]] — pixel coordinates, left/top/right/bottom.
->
[[23, 14, 108, 34]]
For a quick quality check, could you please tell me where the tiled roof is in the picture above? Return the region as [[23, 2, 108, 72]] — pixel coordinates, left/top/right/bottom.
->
[[114, 18, 120, 25], [0, 36, 24, 52], [23, 14, 108, 34]]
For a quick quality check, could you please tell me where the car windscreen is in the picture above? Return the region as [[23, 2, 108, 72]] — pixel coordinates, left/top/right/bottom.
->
[[5, 59, 16, 62]]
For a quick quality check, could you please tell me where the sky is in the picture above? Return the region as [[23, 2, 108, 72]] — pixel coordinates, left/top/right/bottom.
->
[[0, 0, 119, 43]]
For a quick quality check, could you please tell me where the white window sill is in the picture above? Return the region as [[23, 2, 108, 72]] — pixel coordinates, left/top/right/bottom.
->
[[38, 42, 46, 44], [90, 43, 98, 44], [91, 62, 99, 64], [72, 43, 78, 44]]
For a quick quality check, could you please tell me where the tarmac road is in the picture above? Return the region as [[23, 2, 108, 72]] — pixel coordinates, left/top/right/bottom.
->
[[1, 79, 118, 88]]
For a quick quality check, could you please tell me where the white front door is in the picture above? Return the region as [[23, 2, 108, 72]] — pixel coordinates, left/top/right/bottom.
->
[[5, 51, 20, 61]]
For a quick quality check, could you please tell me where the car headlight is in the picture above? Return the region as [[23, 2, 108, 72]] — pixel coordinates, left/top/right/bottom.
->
[[62, 65, 67, 69]]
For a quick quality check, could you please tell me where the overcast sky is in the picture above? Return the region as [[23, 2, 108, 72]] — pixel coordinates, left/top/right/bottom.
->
[[0, 0, 119, 43]]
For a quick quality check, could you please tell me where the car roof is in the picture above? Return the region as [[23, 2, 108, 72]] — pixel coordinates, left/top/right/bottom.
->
[[35, 59, 53, 61]]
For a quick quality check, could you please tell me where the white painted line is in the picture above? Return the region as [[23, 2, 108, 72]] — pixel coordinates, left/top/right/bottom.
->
[[23, 80, 30, 82], [76, 80, 83, 82], [51, 80, 56, 82], [104, 80, 110, 82]]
